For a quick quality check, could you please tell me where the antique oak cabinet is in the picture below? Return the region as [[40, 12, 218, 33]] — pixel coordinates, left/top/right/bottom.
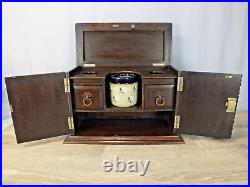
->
[[5, 23, 242, 144]]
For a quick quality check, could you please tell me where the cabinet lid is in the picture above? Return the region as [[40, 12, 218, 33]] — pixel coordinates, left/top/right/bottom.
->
[[75, 23, 172, 67]]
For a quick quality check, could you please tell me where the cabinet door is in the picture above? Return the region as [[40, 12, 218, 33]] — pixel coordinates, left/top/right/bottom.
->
[[175, 71, 242, 138], [5, 72, 73, 143]]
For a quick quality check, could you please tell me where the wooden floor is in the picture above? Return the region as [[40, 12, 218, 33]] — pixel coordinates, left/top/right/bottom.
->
[[2, 112, 248, 184]]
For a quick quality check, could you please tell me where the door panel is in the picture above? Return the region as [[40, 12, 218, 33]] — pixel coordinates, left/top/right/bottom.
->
[[175, 71, 242, 138], [5, 72, 72, 143]]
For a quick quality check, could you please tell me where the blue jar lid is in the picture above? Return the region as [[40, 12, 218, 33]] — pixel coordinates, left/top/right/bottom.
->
[[110, 73, 137, 84]]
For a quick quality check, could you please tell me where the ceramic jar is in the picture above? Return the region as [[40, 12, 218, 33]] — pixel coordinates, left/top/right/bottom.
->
[[110, 73, 138, 107]]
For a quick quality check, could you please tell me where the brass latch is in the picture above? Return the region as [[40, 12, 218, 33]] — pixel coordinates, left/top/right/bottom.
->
[[177, 77, 183, 92], [174, 115, 180, 129], [152, 63, 166, 67], [67, 116, 74, 130], [225, 75, 233, 79], [225, 98, 237, 113], [64, 78, 70, 93], [9, 105, 13, 113], [83, 63, 96, 68]]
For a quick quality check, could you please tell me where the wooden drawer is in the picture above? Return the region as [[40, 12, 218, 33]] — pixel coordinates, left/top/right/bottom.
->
[[144, 85, 175, 110], [73, 85, 104, 110]]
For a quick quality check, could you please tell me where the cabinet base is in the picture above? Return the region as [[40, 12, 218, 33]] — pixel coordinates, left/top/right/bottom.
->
[[64, 135, 184, 145]]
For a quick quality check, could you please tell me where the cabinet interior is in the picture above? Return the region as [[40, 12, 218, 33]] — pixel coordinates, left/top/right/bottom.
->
[[64, 65, 183, 144], [74, 112, 174, 137]]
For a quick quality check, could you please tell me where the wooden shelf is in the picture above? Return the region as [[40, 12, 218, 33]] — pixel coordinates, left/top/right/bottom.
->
[[74, 117, 173, 136], [74, 106, 174, 113], [64, 135, 184, 145]]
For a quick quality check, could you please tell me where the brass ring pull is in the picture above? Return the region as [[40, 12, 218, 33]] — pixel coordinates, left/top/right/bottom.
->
[[155, 96, 165, 106], [82, 92, 92, 107]]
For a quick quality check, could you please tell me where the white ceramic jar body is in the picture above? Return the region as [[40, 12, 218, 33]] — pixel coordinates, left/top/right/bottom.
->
[[110, 82, 138, 107]]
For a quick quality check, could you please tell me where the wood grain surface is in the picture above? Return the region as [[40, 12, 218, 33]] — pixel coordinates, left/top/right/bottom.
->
[[2, 112, 247, 184]]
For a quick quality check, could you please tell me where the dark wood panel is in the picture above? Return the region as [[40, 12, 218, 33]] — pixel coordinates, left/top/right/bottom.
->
[[75, 23, 172, 66], [176, 71, 242, 138], [75, 117, 173, 136], [5, 73, 72, 143], [84, 31, 164, 62]]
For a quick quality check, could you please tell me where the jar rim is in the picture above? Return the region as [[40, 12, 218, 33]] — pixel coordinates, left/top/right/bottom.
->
[[110, 73, 137, 84]]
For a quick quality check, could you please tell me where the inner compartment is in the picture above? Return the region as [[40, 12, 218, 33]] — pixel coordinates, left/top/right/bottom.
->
[[105, 72, 142, 109], [74, 112, 174, 136]]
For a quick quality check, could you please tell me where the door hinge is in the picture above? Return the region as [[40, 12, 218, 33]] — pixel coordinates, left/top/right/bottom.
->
[[225, 98, 237, 113], [9, 105, 13, 113], [177, 77, 183, 92], [83, 63, 96, 68], [67, 116, 74, 130], [152, 63, 166, 67], [225, 75, 233, 79], [64, 78, 70, 93], [174, 115, 180, 129]]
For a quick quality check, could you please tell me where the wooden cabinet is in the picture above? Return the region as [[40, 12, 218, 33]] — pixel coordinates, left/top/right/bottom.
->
[[5, 23, 242, 144]]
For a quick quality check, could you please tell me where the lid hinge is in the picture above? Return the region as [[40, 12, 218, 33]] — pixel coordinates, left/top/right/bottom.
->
[[83, 63, 96, 68], [67, 116, 74, 130], [152, 63, 166, 67], [9, 104, 13, 113], [174, 115, 180, 129], [64, 78, 70, 93], [177, 77, 183, 92]]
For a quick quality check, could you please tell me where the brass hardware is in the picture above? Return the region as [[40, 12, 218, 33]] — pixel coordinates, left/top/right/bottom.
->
[[82, 92, 93, 107], [83, 63, 96, 68], [67, 116, 74, 130], [225, 75, 233, 79], [152, 63, 166, 67], [177, 77, 183, 92], [9, 105, 13, 113], [131, 24, 135, 29], [174, 115, 180, 129], [225, 98, 237, 113], [64, 78, 70, 93], [112, 24, 119, 28], [155, 96, 165, 106]]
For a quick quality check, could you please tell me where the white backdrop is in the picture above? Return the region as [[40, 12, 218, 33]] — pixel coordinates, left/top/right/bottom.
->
[[2, 2, 248, 123]]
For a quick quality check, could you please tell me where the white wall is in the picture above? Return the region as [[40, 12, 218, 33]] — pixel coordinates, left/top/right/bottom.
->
[[2, 2, 248, 123]]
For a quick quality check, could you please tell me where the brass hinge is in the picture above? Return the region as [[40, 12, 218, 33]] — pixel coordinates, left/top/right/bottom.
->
[[83, 63, 96, 68], [225, 75, 233, 79], [9, 105, 13, 113], [174, 115, 180, 129], [177, 77, 183, 92], [64, 78, 70, 93], [225, 98, 237, 113], [67, 116, 74, 130], [152, 63, 166, 67]]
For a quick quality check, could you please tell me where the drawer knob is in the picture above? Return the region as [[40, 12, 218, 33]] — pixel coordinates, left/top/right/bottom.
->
[[82, 92, 93, 107], [155, 96, 165, 106]]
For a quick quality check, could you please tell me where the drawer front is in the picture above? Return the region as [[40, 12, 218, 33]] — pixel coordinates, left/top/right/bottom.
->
[[144, 85, 175, 110], [73, 85, 104, 110]]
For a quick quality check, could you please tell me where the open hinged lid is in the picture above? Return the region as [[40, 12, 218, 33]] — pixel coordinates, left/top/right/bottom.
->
[[75, 23, 172, 67]]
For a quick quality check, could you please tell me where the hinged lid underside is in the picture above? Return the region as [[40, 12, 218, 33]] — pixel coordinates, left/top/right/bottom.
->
[[76, 23, 172, 67]]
